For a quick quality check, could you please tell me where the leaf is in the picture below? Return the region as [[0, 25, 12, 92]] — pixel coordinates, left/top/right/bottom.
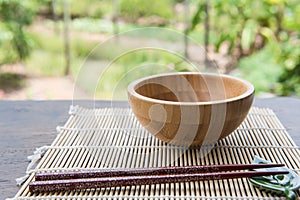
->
[[260, 27, 276, 42], [264, 0, 285, 5], [190, 3, 205, 31], [241, 20, 257, 51], [214, 33, 229, 52]]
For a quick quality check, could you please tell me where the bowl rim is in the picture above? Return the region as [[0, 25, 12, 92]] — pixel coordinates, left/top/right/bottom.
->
[[127, 72, 255, 105]]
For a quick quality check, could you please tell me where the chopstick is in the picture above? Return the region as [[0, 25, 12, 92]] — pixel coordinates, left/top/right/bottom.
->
[[34, 163, 284, 181], [29, 170, 289, 193], [29, 164, 288, 193]]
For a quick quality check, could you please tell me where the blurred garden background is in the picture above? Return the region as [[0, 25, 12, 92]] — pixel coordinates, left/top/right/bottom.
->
[[0, 0, 299, 100]]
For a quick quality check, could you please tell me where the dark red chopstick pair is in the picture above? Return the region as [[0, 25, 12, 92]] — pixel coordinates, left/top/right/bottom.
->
[[29, 164, 288, 193]]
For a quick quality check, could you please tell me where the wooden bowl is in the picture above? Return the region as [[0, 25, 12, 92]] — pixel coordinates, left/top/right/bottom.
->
[[127, 72, 254, 146]]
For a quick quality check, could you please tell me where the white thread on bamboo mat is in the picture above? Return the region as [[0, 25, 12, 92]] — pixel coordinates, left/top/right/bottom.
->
[[26, 144, 300, 150], [56, 126, 143, 132], [68, 112, 277, 117], [70, 111, 132, 117], [69, 105, 79, 115], [67, 110, 277, 117], [55, 126, 288, 132], [15, 146, 50, 185]]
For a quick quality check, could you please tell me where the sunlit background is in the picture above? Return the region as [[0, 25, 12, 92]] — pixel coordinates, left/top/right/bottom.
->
[[0, 0, 299, 100]]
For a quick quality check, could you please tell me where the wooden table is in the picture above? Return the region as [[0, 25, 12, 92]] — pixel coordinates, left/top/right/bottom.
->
[[1, 97, 299, 199]]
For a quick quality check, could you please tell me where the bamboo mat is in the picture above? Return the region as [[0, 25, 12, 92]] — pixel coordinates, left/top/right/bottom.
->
[[10, 106, 300, 200]]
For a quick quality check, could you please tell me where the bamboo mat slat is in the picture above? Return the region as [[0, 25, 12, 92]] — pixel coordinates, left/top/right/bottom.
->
[[9, 106, 300, 200]]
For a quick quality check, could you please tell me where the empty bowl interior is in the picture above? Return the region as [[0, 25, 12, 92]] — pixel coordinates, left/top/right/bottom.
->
[[134, 73, 250, 103]]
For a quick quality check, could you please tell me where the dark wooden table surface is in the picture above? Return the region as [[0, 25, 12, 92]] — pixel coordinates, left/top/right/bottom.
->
[[1, 98, 299, 199]]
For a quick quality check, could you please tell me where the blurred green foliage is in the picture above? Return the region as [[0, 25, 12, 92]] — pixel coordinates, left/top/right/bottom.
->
[[191, 0, 299, 56], [119, 0, 173, 22], [191, 0, 300, 96], [236, 44, 283, 93], [93, 49, 196, 99], [54, 0, 112, 18], [0, 73, 25, 91], [276, 40, 300, 96], [0, 0, 37, 63], [0, 0, 299, 97]]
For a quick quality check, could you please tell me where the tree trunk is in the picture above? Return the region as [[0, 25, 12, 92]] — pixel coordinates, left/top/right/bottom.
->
[[204, 0, 209, 64], [52, 0, 59, 34], [112, 0, 119, 38], [63, 0, 71, 76], [183, 0, 189, 59]]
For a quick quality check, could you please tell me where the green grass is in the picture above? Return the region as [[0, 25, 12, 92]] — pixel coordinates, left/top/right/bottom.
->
[[26, 29, 98, 76], [25, 50, 65, 76], [29, 31, 63, 54]]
